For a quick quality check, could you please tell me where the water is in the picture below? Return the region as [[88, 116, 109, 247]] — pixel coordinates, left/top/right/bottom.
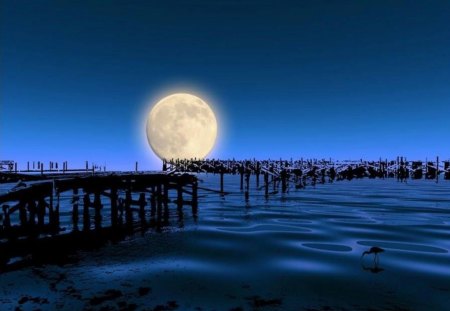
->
[[1, 175, 450, 310]]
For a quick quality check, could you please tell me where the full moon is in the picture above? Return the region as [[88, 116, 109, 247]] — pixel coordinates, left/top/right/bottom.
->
[[146, 93, 218, 160]]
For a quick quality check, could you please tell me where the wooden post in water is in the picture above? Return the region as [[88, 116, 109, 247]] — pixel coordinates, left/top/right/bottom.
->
[[83, 193, 91, 231], [163, 180, 169, 208], [396, 156, 400, 181], [27, 161, 30, 171], [93, 192, 102, 230], [150, 186, 156, 221], [177, 181, 183, 208], [245, 170, 250, 201], [156, 183, 162, 211], [19, 201, 27, 227], [256, 161, 260, 188], [72, 188, 79, 231], [220, 165, 224, 195], [37, 198, 46, 228], [28, 200, 37, 227], [125, 190, 132, 228], [54, 191, 60, 231], [264, 172, 269, 198], [163, 181, 169, 224], [2, 205, 11, 229], [436, 156, 439, 183], [281, 169, 287, 193], [48, 189, 54, 230], [138, 193, 146, 228], [240, 165, 244, 191], [110, 187, 118, 228], [135, 161, 138, 172], [385, 159, 388, 178], [192, 180, 198, 215]]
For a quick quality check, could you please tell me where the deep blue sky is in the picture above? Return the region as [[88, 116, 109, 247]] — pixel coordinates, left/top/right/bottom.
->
[[2, 1, 449, 170]]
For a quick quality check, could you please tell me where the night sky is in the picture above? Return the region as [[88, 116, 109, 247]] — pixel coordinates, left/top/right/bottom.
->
[[2, 1, 449, 170]]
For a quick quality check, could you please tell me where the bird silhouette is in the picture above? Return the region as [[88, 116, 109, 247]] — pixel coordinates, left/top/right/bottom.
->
[[361, 246, 385, 264]]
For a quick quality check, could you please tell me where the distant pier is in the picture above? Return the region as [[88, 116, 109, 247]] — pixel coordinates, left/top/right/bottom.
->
[[163, 156, 450, 198]]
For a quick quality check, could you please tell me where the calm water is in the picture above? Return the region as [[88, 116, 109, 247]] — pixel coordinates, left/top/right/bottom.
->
[[1, 175, 450, 310]]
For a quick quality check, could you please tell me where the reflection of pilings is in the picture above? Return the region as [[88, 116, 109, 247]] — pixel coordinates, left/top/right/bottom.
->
[[220, 167, 224, 195], [94, 192, 102, 230], [150, 186, 156, 223], [37, 198, 46, 229], [245, 171, 250, 201], [110, 187, 118, 228], [125, 190, 132, 229], [177, 182, 183, 208], [83, 194, 90, 232], [264, 172, 269, 199], [72, 188, 79, 231], [138, 192, 146, 229], [240, 165, 244, 191]]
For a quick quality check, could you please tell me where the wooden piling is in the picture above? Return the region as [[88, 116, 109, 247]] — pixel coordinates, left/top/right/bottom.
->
[[94, 192, 102, 230], [28, 200, 37, 227], [150, 186, 156, 220], [245, 171, 250, 201], [83, 193, 90, 231], [240, 165, 244, 191], [436, 156, 439, 183], [110, 187, 118, 228], [192, 180, 198, 213], [138, 193, 146, 227], [37, 199, 46, 228], [177, 181, 183, 208], [19, 201, 27, 227], [281, 169, 287, 193], [72, 188, 79, 231], [2, 205, 11, 229], [125, 190, 132, 228], [54, 191, 60, 230], [220, 167, 224, 195], [264, 172, 269, 198]]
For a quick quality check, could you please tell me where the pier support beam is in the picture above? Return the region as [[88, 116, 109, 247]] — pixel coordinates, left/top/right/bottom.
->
[[83, 194, 91, 232], [72, 188, 79, 231], [94, 192, 102, 230], [110, 188, 118, 228], [138, 193, 146, 228]]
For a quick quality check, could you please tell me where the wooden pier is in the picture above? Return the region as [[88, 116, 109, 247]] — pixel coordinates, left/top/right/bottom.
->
[[0, 173, 198, 267]]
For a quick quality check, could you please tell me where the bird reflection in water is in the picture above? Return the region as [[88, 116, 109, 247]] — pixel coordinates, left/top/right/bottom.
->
[[361, 246, 385, 274]]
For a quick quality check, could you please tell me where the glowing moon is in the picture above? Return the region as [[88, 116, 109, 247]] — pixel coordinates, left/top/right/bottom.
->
[[146, 93, 218, 160]]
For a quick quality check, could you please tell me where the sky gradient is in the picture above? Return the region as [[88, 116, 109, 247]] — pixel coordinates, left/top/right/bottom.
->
[[2, 0, 450, 170]]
